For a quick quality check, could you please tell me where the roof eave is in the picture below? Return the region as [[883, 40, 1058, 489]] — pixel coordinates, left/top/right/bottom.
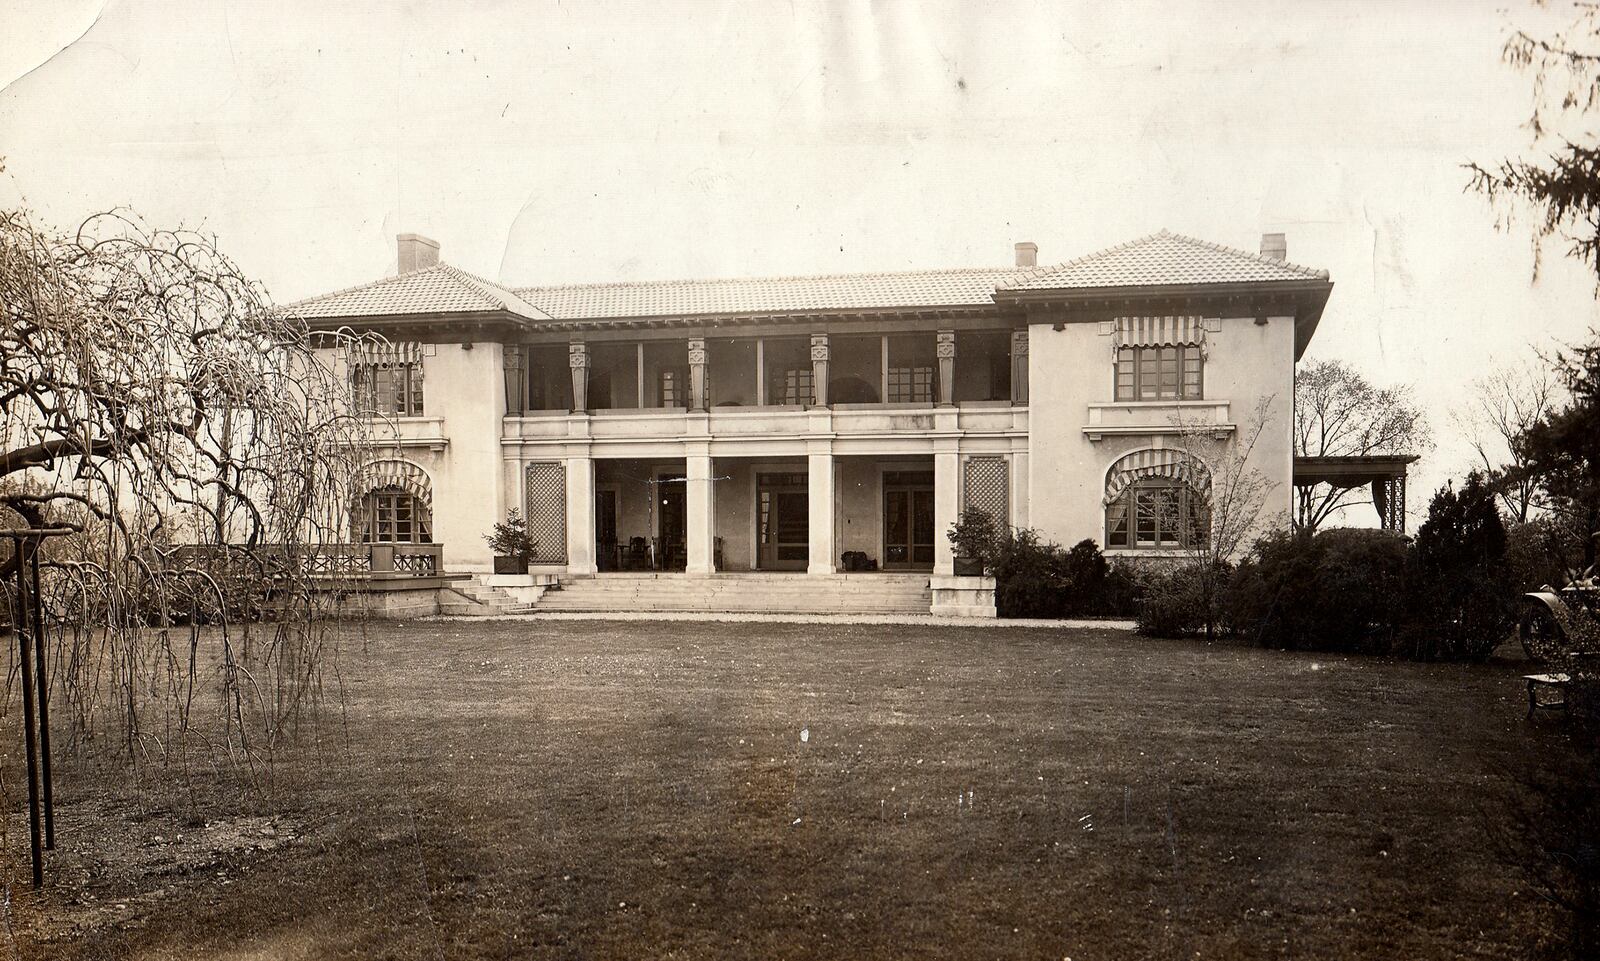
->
[[517, 302, 1015, 331], [300, 309, 537, 339], [992, 278, 1333, 303]]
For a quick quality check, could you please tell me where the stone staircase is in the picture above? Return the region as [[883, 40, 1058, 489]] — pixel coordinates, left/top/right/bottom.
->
[[438, 576, 550, 616], [533, 572, 934, 615]]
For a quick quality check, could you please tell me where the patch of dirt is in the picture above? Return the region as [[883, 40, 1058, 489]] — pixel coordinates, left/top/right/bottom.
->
[[8, 794, 309, 948]]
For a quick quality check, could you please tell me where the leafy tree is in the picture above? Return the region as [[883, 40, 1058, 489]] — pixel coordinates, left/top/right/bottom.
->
[[1468, 3, 1600, 283], [1514, 334, 1600, 569], [1293, 359, 1429, 533]]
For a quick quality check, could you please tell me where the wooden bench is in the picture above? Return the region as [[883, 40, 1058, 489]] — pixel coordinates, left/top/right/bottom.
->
[[1526, 673, 1572, 718]]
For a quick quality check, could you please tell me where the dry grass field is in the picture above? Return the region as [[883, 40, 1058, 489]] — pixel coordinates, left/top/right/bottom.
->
[[3, 619, 1563, 959]]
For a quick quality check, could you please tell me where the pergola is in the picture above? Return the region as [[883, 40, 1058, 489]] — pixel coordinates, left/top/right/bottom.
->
[[1293, 454, 1421, 532]]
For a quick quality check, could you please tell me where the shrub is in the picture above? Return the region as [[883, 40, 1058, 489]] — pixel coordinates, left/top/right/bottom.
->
[[979, 531, 1137, 619], [1226, 528, 1409, 653], [483, 509, 538, 565], [1135, 563, 1213, 637], [947, 509, 1000, 561], [1397, 473, 1513, 661]]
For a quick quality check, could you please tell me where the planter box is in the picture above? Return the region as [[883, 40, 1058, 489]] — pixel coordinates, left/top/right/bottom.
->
[[953, 556, 985, 577], [492, 555, 527, 575]]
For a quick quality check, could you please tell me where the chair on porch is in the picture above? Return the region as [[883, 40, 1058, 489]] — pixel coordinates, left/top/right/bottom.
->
[[622, 536, 650, 570]]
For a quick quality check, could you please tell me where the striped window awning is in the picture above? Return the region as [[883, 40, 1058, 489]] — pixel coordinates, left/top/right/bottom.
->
[[1113, 316, 1206, 348], [345, 340, 423, 366], [354, 459, 432, 507], [1103, 448, 1211, 505]]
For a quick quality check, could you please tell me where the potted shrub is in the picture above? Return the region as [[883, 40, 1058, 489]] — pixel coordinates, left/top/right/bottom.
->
[[484, 509, 538, 574], [947, 509, 997, 577]]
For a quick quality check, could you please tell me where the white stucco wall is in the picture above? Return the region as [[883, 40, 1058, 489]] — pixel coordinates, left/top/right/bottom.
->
[[1026, 313, 1296, 556], [427, 343, 507, 571]]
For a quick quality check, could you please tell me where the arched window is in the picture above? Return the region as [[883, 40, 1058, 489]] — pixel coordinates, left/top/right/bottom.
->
[[357, 485, 433, 544], [1103, 449, 1210, 550], [1105, 478, 1208, 549]]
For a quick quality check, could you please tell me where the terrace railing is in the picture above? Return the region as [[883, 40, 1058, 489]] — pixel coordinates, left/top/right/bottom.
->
[[163, 542, 443, 579]]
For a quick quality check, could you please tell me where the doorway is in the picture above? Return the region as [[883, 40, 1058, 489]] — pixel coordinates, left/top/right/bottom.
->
[[756, 472, 809, 571], [883, 470, 935, 569], [595, 488, 618, 571], [656, 471, 686, 571]]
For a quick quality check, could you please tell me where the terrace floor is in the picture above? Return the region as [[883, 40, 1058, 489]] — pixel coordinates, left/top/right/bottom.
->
[[8, 620, 1561, 959]]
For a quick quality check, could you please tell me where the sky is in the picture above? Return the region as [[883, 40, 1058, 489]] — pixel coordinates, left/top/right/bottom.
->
[[3, 0, 1598, 522]]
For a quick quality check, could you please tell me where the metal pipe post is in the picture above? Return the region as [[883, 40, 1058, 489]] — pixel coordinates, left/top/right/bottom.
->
[[13, 538, 44, 888], [29, 538, 54, 849]]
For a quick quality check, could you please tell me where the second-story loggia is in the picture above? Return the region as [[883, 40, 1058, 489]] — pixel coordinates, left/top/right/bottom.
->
[[502, 327, 1027, 415]]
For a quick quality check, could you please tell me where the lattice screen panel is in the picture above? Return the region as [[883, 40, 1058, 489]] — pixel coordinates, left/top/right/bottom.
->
[[963, 456, 1009, 527], [524, 462, 567, 564]]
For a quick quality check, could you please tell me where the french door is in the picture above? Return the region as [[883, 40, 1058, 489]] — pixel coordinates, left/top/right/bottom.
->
[[757, 472, 809, 570], [883, 471, 935, 569]]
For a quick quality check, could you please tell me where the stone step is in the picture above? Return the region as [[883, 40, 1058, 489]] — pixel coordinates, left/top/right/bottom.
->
[[535, 573, 933, 614]]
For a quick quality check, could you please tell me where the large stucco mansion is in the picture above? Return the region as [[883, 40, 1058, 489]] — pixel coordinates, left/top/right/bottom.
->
[[295, 230, 1346, 615]]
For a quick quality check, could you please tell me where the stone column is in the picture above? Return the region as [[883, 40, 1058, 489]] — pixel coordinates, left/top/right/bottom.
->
[[933, 451, 959, 576], [568, 342, 590, 413], [809, 333, 829, 407], [688, 338, 708, 412], [807, 451, 836, 574], [565, 455, 596, 575], [1010, 329, 1029, 405], [936, 330, 956, 407], [685, 451, 716, 574]]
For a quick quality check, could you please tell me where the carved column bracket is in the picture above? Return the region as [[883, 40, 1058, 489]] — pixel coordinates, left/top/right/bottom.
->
[[568, 342, 590, 413], [687, 338, 708, 411], [809, 333, 830, 407], [503, 344, 526, 415], [936, 330, 956, 407]]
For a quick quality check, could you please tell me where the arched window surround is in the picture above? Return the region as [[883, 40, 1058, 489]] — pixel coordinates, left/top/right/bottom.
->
[[1103, 448, 1211, 550]]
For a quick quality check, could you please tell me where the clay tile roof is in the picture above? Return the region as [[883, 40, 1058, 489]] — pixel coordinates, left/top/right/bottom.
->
[[999, 229, 1330, 292], [511, 267, 1023, 321], [285, 231, 1332, 326], [287, 263, 552, 322]]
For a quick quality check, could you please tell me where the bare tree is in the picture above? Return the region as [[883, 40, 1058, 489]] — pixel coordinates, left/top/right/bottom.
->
[[1294, 359, 1430, 533], [1, 207, 372, 778], [1454, 358, 1563, 522], [1162, 397, 1282, 640]]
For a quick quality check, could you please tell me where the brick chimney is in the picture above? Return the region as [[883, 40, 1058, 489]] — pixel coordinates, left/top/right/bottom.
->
[[1260, 233, 1287, 261], [397, 233, 440, 273], [1014, 241, 1038, 268]]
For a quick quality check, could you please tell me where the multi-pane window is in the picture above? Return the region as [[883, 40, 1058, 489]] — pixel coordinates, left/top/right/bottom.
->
[[1105, 479, 1208, 549], [1114, 345, 1202, 401], [659, 369, 683, 407], [358, 486, 433, 544], [779, 368, 814, 406], [352, 361, 424, 415], [887, 366, 936, 403]]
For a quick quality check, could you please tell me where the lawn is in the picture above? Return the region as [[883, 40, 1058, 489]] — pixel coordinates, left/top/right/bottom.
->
[[6, 619, 1561, 959]]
